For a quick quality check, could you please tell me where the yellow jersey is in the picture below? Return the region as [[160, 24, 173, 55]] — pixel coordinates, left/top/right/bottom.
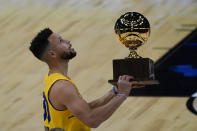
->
[[43, 73, 91, 131]]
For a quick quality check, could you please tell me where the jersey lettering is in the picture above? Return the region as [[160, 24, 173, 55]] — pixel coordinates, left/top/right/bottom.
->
[[43, 92, 51, 123]]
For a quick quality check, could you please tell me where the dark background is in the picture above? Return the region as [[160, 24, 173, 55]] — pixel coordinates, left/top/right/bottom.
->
[[130, 28, 197, 97]]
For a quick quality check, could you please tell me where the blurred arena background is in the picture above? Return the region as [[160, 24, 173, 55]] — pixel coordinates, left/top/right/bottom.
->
[[0, 0, 197, 130]]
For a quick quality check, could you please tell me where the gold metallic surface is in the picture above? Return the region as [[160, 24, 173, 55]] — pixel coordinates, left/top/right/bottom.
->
[[114, 12, 150, 58]]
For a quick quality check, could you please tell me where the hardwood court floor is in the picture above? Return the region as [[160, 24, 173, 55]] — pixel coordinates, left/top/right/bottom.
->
[[0, 0, 197, 131]]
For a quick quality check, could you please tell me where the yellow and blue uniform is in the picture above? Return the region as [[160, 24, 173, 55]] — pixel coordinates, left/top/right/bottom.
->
[[43, 73, 91, 131]]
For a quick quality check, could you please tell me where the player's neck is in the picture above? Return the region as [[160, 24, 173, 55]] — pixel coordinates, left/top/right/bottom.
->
[[48, 60, 69, 77]]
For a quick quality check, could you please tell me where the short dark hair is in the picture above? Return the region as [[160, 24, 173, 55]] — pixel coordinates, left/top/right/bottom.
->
[[29, 28, 53, 60]]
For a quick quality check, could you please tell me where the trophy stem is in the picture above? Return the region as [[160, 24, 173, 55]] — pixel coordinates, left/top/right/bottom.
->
[[127, 49, 141, 58]]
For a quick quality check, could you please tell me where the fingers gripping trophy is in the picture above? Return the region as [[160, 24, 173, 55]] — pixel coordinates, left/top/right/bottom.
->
[[109, 12, 159, 86]]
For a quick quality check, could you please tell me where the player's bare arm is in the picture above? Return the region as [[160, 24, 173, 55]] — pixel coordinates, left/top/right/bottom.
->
[[88, 75, 144, 109], [49, 75, 144, 128], [88, 89, 115, 109]]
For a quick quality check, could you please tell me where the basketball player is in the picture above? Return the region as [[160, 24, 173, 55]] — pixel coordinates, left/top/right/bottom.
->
[[29, 28, 144, 131]]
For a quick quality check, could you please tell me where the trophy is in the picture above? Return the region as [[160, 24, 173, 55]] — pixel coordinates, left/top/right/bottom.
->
[[108, 12, 159, 85]]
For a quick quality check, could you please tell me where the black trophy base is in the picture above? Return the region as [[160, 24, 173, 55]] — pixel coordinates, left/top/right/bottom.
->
[[108, 80, 159, 86], [108, 58, 159, 86]]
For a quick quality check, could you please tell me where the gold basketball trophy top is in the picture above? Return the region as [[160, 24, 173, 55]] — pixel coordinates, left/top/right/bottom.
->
[[114, 12, 150, 58]]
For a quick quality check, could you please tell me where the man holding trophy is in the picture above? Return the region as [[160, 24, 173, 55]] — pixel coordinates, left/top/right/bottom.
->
[[29, 12, 150, 131]]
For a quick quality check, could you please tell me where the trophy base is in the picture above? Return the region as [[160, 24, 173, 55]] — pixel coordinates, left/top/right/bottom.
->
[[108, 80, 159, 86], [109, 58, 159, 86]]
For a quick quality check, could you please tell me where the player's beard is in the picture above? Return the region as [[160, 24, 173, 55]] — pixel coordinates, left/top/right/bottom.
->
[[61, 49, 77, 60]]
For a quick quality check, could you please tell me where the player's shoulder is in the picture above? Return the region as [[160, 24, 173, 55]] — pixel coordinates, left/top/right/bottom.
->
[[49, 80, 78, 106], [54, 79, 74, 87], [51, 79, 77, 93]]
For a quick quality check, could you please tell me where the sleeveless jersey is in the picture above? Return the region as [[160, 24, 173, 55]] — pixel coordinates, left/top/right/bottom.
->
[[43, 73, 91, 131]]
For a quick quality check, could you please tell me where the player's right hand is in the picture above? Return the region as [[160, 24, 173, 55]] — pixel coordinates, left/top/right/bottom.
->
[[117, 75, 145, 96]]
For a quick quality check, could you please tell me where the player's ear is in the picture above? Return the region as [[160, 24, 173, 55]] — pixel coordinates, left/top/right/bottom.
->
[[48, 50, 56, 58]]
